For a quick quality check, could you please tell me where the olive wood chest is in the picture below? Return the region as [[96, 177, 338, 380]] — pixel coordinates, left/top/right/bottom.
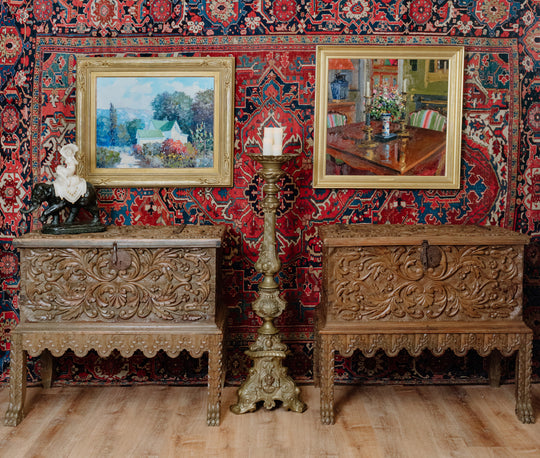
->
[[5, 225, 226, 426], [316, 224, 533, 425]]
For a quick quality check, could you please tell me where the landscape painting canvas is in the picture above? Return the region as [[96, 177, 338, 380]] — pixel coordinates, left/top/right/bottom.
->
[[95, 76, 215, 170], [76, 57, 235, 187]]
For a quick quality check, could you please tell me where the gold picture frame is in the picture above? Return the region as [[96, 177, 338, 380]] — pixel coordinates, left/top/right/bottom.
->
[[76, 56, 235, 187], [313, 45, 464, 189]]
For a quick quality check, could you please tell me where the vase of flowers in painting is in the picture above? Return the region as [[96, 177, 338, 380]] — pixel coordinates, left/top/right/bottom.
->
[[370, 86, 404, 141]]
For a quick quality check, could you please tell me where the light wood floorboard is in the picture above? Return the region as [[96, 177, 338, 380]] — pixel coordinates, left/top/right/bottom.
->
[[2, 384, 540, 457]]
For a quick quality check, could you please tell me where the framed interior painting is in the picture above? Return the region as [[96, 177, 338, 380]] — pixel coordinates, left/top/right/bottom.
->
[[76, 56, 235, 187], [313, 45, 464, 189]]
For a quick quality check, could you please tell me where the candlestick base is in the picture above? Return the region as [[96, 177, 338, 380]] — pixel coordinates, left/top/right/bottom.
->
[[230, 325, 306, 415], [362, 125, 377, 147]]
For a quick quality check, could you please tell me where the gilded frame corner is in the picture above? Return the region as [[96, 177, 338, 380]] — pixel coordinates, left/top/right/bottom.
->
[[76, 56, 235, 187], [313, 45, 464, 189]]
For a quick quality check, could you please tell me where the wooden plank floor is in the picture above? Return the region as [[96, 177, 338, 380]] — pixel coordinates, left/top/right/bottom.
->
[[2, 384, 540, 457]]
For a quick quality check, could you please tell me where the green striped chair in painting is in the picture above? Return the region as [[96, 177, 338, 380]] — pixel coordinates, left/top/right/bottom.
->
[[327, 112, 348, 128], [409, 109, 446, 132]]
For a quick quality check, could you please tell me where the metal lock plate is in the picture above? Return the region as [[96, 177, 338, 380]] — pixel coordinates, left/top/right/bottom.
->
[[110, 242, 132, 271], [421, 240, 442, 269]]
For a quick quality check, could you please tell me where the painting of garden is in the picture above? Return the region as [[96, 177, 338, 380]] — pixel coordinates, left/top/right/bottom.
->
[[95, 76, 214, 169]]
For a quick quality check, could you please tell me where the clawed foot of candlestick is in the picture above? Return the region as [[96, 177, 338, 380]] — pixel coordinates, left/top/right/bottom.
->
[[230, 333, 306, 415], [230, 356, 306, 415]]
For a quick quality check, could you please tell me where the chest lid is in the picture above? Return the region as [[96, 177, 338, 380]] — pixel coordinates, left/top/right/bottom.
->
[[14, 225, 226, 249], [319, 224, 530, 247]]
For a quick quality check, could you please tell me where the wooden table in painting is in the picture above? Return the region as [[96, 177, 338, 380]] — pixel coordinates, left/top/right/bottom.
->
[[4, 225, 227, 427], [315, 224, 534, 425], [326, 122, 446, 176]]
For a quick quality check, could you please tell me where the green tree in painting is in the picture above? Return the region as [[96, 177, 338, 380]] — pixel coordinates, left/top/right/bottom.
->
[[126, 118, 145, 145], [151, 91, 193, 135], [192, 89, 214, 133], [116, 124, 131, 146], [109, 103, 118, 146], [96, 114, 110, 146]]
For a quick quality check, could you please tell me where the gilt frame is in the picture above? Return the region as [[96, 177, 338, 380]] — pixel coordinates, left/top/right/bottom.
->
[[76, 56, 235, 187], [313, 45, 464, 189]]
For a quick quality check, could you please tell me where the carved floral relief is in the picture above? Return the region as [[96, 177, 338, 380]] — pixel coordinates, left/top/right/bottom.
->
[[327, 244, 524, 321], [20, 247, 215, 322]]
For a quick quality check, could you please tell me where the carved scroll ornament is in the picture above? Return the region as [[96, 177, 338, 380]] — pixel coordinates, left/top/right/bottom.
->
[[20, 332, 217, 359], [331, 332, 527, 359], [21, 247, 215, 322], [328, 244, 524, 321]]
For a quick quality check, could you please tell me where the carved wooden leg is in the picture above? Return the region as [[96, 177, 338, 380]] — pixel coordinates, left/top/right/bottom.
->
[[313, 328, 321, 388], [488, 350, 502, 388], [41, 350, 53, 389], [515, 335, 534, 424], [207, 337, 223, 426], [320, 335, 335, 425], [4, 333, 27, 426]]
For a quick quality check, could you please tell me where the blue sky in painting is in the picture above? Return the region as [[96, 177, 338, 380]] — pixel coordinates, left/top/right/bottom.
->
[[96, 76, 214, 110]]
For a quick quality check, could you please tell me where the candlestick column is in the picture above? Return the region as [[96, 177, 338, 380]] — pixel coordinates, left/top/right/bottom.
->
[[231, 153, 306, 415]]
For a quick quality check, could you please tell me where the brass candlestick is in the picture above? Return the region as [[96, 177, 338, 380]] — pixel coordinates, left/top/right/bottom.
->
[[363, 96, 377, 147], [231, 153, 306, 415], [398, 91, 410, 137], [363, 125, 377, 147]]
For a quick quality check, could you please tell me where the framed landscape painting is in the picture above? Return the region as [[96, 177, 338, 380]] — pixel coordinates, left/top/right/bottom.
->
[[76, 56, 235, 187], [313, 45, 464, 189]]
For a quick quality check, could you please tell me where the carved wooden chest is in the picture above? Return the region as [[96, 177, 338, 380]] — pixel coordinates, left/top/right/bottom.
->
[[316, 224, 533, 425], [5, 225, 227, 426]]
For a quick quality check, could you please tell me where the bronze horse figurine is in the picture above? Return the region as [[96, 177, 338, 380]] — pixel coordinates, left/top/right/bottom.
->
[[23, 182, 104, 233]]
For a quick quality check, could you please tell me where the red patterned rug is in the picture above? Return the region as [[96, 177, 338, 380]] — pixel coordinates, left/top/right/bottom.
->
[[16, 34, 522, 385]]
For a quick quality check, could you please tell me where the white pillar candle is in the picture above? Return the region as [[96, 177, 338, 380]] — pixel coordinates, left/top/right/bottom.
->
[[366, 80, 370, 96], [272, 128, 283, 154], [263, 128, 273, 155], [262, 127, 283, 155]]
